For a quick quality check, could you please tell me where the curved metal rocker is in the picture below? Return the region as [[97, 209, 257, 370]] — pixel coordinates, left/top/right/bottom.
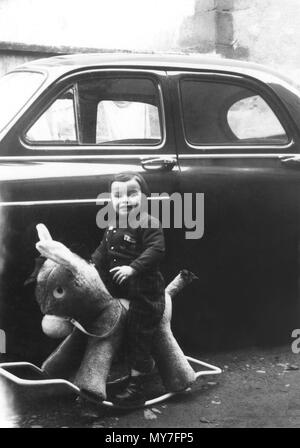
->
[[0, 357, 221, 410]]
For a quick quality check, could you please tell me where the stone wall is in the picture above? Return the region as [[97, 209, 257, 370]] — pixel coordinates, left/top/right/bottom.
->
[[179, 0, 300, 82], [233, 0, 299, 65], [233, 0, 300, 79], [179, 0, 244, 57]]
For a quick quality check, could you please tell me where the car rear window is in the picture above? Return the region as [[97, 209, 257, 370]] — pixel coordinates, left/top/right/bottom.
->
[[180, 79, 289, 147]]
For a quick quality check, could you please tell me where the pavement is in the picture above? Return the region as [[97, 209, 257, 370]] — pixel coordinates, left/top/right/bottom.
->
[[1, 344, 300, 428]]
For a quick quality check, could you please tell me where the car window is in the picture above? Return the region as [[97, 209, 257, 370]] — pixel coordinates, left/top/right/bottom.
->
[[25, 76, 162, 147], [0, 71, 45, 133], [96, 100, 160, 143], [78, 77, 162, 146], [227, 95, 286, 140], [180, 79, 288, 146], [26, 88, 77, 143]]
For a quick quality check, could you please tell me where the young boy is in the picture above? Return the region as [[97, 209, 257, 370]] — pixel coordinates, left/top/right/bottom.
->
[[91, 172, 165, 406]]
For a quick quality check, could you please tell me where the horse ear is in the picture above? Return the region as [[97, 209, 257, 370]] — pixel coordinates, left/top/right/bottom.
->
[[35, 240, 80, 276], [36, 223, 53, 242], [35, 224, 80, 275]]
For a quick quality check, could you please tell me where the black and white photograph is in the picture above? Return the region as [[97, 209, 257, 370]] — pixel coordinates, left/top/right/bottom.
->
[[0, 0, 299, 431]]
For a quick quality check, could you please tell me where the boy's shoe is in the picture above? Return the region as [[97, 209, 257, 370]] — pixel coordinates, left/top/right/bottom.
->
[[113, 375, 146, 407]]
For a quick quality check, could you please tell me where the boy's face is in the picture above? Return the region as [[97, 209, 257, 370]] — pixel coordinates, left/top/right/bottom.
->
[[111, 178, 142, 216]]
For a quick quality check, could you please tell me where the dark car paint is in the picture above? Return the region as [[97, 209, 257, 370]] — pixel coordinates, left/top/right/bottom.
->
[[0, 54, 300, 360]]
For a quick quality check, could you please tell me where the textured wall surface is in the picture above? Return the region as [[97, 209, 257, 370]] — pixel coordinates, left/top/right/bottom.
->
[[179, 0, 300, 82], [233, 0, 300, 79], [0, 53, 37, 77], [234, 0, 299, 65]]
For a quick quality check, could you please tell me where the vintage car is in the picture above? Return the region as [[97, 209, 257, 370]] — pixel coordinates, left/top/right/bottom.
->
[[0, 53, 299, 361]]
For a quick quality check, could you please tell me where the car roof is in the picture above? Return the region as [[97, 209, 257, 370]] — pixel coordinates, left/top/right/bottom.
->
[[14, 52, 296, 88]]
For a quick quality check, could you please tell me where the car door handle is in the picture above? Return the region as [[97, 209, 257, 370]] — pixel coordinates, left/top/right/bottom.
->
[[280, 155, 300, 165], [141, 157, 177, 172]]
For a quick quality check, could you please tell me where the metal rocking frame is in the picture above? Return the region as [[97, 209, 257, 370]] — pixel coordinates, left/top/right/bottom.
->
[[0, 357, 221, 409]]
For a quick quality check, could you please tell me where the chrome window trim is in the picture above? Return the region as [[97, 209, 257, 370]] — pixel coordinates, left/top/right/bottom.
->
[[0, 153, 175, 161], [0, 152, 295, 162], [0, 196, 170, 207], [21, 69, 167, 151], [177, 151, 295, 158], [184, 138, 293, 153]]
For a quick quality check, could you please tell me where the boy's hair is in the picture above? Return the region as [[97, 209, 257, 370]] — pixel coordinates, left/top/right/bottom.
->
[[109, 172, 150, 197]]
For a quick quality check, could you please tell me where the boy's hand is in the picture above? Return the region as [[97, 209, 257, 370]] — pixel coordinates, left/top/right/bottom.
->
[[110, 266, 136, 285]]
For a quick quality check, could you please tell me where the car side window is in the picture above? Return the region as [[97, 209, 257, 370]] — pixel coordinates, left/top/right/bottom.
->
[[26, 88, 77, 143], [79, 77, 162, 145], [25, 76, 162, 147], [96, 100, 160, 143], [180, 79, 288, 146]]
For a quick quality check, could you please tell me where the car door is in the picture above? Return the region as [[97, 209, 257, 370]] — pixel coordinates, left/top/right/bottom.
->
[[0, 68, 180, 360], [168, 69, 300, 350]]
